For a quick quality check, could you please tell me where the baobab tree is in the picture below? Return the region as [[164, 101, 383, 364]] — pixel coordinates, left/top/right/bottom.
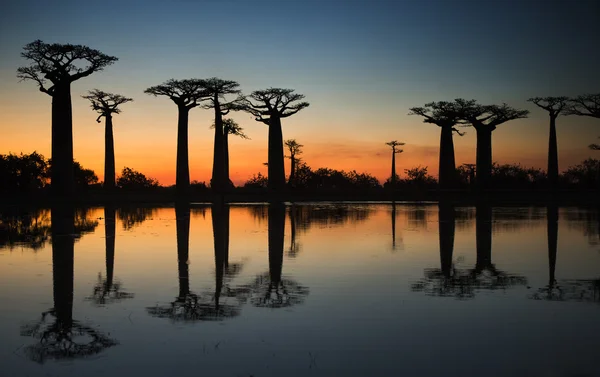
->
[[385, 140, 404, 187], [82, 90, 133, 190], [201, 78, 243, 192], [284, 139, 303, 186], [409, 102, 464, 190], [528, 97, 570, 188], [455, 99, 529, 190], [568, 93, 600, 118], [144, 79, 209, 192], [211, 118, 249, 187], [240, 88, 309, 191], [17, 40, 118, 196]]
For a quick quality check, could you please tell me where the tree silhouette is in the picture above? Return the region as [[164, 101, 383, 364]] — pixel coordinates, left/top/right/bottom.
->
[[284, 139, 304, 187], [210, 118, 249, 188], [201, 78, 243, 192], [409, 102, 465, 189], [17, 40, 117, 197], [240, 88, 309, 191], [568, 93, 600, 118], [20, 206, 116, 363], [82, 90, 133, 190], [590, 137, 600, 151], [455, 99, 529, 190], [385, 140, 405, 187], [528, 97, 570, 188], [144, 79, 209, 192]]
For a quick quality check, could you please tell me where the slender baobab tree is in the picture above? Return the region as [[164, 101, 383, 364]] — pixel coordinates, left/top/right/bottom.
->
[[284, 139, 303, 186], [144, 79, 209, 192], [200, 78, 243, 192], [528, 97, 570, 188], [455, 99, 529, 190], [409, 102, 464, 190], [385, 140, 405, 187], [568, 94, 600, 118], [240, 88, 309, 191], [17, 40, 118, 196], [211, 118, 249, 187], [82, 90, 133, 190]]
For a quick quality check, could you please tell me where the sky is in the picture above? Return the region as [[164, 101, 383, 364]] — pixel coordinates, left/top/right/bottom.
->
[[1, 0, 599, 185]]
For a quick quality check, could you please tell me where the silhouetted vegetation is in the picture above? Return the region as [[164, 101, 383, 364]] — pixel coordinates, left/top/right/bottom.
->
[[285, 139, 303, 187], [385, 140, 404, 188], [568, 93, 600, 118], [116, 167, 159, 190]]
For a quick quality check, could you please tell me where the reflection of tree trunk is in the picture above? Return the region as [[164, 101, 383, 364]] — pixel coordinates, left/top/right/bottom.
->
[[212, 203, 228, 305], [547, 205, 558, 286], [439, 126, 457, 190], [268, 117, 286, 191], [176, 105, 190, 192], [475, 204, 492, 273], [548, 116, 559, 189], [51, 206, 75, 328], [439, 203, 455, 277], [104, 115, 115, 190], [175, 205, 190, 299], [269, 203, 286, 283], [391, 202, 397, 249], [475, 127, 493, 190], [51, 84, 74, 197], [105, 206, 116, 291], [290, 205, 297, 252]]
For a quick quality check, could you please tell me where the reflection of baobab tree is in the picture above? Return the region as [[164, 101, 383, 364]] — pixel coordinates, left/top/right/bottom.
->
[[88, 206, 134, 306], [563, 207, 599, 248], [287, 204, 302, 258], [0, 208, 51, 250], [390, 202, 404, 252], [20, 206, 117, 363], [245, 203, 309, 308], [412, 204, 527, 299], [117, 206, 155, 230]]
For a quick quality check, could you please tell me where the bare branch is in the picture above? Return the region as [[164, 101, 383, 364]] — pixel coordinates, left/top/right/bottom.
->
[[528, 96, 570, 117], [82, 89, 133, 119], [144, 79, 209, 108], [240, 88, 309, 124], [567, 94, 600, 118]]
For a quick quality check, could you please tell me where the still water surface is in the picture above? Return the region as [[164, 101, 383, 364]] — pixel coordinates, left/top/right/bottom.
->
[[1, 203, 599, 377]]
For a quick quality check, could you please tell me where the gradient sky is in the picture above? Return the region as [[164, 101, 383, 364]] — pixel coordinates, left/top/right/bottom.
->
[[1, 0, 599, 185]]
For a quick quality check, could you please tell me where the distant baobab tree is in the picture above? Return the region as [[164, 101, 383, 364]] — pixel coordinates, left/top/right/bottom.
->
[[82, 90, 133, 190], [284, 139, 303, 186], [455, 99, 529, 190], [240, 88, 309, 191], [409, 102, 464, 190], [17, 40, 118, 196], [211, 118, 249, 188], [568, 93, 600, 118], [144, 79, 209, 192], [385, 140, 405, 187], [528, 97, 570, 188], [201, 78, 243, 192]]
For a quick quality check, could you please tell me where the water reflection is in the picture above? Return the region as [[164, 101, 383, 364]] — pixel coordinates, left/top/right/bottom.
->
[[390, 202, 404, 251], [20, 206, 117, 363], [0, 208, 50, 250], [117, 206, 155, 230]]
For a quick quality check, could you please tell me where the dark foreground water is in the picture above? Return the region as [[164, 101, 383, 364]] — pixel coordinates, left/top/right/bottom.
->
[[1, 203, 599, 377]]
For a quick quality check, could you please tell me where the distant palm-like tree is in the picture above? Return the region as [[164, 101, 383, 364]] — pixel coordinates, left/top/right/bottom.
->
[[284, 139, 304, 187], [144, 79, 209, 192], [409, 102, 464, 190], [210, 118, 249, 188], [527, 97, 570, 188], [82, 90, 133, 190], [240, 89, 309, 191], [385, 140, 405, 187]]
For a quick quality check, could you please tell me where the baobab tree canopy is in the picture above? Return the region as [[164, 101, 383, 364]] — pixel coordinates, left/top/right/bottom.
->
[[455, 99, 530, 131], [82, 90, 133, 121], [568, 93, 600, 118], [241, 88, 309, 124], [17, 40, 118, 96], [409, 101, 465, 131], [144, 79, 209, 107], [528, 97, 570, 118]]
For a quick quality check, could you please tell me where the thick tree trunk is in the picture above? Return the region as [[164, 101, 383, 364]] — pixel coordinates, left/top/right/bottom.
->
[[51, 205, 75, 327], [438, 203, 455, 278], [268, 203, 285, 284], [547, 205, 558, 286], [475, 127, 493, 191], [104, 115, 116, 190], [475, 203, 492, 273], [51, 83, 74, 197], [268, 117, 286, 191], [223, 132, 231, 188], [439, 126, 457, 190], [548, 115, 559, 189], [175, 204, 190, 299], [176, 106, 190, 192], [211, 98, 225, 192], [105, 206, 116, 291], [391, 150, 396, 186]]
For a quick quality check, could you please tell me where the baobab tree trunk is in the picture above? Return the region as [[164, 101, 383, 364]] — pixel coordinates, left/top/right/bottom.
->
[[176, 106, 190, 192], [438, 203, 455, 278], [51, 205, 75, 327], [268, 203, 285, 284], [288, 155, 296, 186], [268, 117, 286, 191], [104, 115, 116, 190], [175, 204, 190, 299], [223, 132, 231, 188], [475, 203, 492, 273], [391, 150, 397, 186], [211, 97, 226, 192], [548, 115, 559, 189], [439, 126, 457, 190], [475, 127, 493, 191], [51, 83, 74, 197], [105, 206, 116, 291], [547, 205, 558, 286]]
